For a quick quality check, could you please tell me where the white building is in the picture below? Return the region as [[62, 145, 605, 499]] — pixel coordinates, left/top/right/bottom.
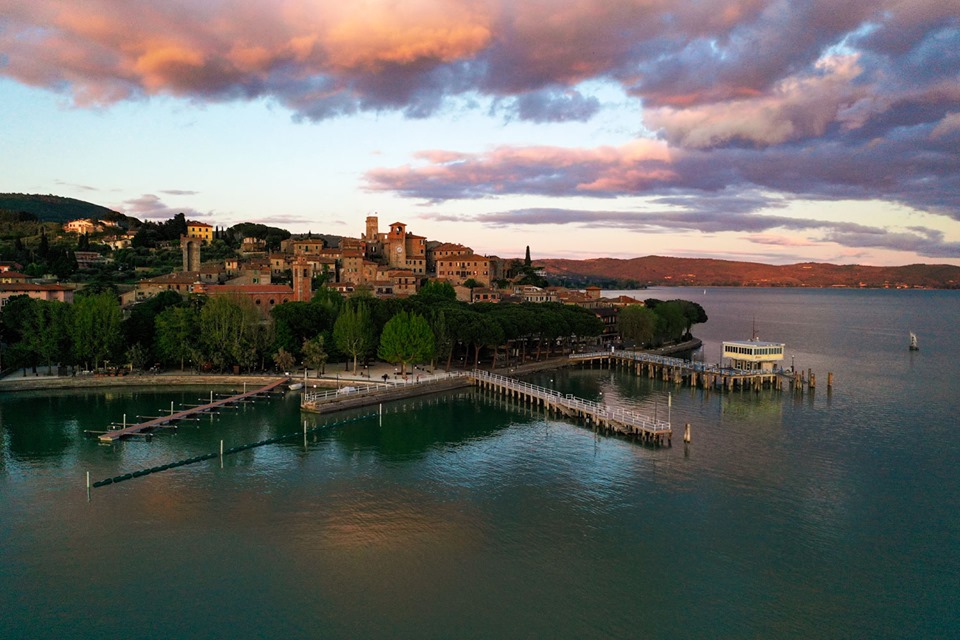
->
[[722, 340, 785, 372]]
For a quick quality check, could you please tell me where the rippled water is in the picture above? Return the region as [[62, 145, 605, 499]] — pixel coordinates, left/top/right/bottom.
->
[[1, 288, 958, 639]]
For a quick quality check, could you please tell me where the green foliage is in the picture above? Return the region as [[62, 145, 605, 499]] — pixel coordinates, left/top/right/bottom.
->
[[71, 292, 122, 369], [199, 294, 266, 372], [225, 222, 291, 250], [132, 213, 187, 248], [333, 301, 372, 373], [377, 311, 435, 374], [23, 300, 73, 373], [0, 193, 127, 224], [302, 335, 329, 376], [417, 280, 456, 302], [155, 306, 200, 370], [271, 301, 336, 359], [618, 304, 657, 346], [273, 348, 296, 373]]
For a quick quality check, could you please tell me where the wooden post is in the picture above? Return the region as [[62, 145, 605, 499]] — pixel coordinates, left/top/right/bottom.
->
[[827, 372, 833, 388], [123, 413, 126, 428], [683, 423, 691, 443], [170, 401, 174, 416], [809, 373, 816, 389], [220, 439, 224, 458]]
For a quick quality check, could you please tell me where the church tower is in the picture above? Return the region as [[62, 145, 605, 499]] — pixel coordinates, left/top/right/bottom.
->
[[292, 256, 313, 302], [388, 222, 407, 267]]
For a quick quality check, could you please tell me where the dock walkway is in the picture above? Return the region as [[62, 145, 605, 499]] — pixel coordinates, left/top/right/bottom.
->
[[97, 378, 289, 442], [473, 370, 672, 443], [571, 350, 787, 391]]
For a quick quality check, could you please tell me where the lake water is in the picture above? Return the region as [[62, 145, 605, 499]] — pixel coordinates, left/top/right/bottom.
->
[[1, 287, 958, 639]]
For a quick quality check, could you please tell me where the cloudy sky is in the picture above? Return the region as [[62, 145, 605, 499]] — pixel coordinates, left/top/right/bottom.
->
[[1, 0, 958, 265]]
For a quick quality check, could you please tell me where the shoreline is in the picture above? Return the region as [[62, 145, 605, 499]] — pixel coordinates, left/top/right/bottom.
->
[[0, 338, 703, 393]]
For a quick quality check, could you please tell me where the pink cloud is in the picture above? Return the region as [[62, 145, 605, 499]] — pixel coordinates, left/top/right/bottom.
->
[[644, 54, 870, 148]]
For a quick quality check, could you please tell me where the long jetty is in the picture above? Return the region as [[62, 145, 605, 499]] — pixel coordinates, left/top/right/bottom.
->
[[472, 370, 673, 444], [96, 378, 289, 442], [302, 370, 674, 445], [571, 350, 799, 391]]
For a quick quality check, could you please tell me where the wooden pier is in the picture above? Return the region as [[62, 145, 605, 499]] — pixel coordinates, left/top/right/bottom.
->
[[570, 350, 803, 392], [96, 378, 289, 442], [472, 370, 673, 445]]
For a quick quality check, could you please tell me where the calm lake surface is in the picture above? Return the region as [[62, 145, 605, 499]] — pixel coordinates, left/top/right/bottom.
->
[[2, 287, 958, 639]]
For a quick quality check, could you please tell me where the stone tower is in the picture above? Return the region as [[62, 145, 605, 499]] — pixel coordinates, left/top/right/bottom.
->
[[292, 256, 313, 302], [364, 215, 379, 241], [180, 235, 200, 272]]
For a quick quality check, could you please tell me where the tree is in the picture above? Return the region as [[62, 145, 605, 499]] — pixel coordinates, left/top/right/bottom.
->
[[618, 304, 658, 346], [333, 302, 372, 373], [302, 335, 328, 377], [155, 306, 200, 370], [378, 311, 435, 375], [653, 300, 688, 345], [199, 294, 263, 372], [524, 245, 532, 267], [273, 347, 295, 373], [126, 343, 149, 371], [417, 280, 456, 302], [429, 309, 453, 370], [23, 300, 73, 373], [71, 292, 121, 370], [462, 278, 482, 289]]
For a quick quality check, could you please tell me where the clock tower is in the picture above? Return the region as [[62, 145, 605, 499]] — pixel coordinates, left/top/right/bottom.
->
[[388, 222, 407, 267]]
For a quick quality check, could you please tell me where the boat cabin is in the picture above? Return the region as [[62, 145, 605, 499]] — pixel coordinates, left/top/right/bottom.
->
[[722, 340, 785, 372]]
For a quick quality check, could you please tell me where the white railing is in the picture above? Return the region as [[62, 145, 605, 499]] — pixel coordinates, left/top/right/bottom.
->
[[472, 369, 671, 434], [570, 350, 757, 377], [302, 371, 469, 405]]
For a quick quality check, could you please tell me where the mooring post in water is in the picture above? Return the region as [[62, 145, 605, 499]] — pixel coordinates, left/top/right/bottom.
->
[[86, 470, 90, 490], [123, 413, 126, 428], [684, 423, 692, 444], [210, 390, 213, 403], [170, 401, 174, 416], [827, 372, 833, 389], [379, 403, 383, 427], [220, 439, 224, 458], [668, 393, 672, 426]]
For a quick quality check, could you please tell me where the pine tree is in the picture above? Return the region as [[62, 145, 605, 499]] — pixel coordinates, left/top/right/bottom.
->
[[524, 245, 532, 267]]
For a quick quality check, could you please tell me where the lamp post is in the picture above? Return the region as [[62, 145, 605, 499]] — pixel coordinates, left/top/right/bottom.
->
[[791, 355, 795, 372]]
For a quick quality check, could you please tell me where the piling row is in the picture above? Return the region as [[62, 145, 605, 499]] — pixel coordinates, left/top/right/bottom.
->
[[570, 351, 831, 394]]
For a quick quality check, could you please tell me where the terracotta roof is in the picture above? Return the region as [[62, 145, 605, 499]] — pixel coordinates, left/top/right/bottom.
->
[[141, 272, 200, 285], [187, 221, 213, 228], [205, 285, 293, 294], [0, 283, 71, 292]]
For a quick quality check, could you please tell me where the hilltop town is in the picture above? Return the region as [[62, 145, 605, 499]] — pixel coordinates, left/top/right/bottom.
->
[[5, 198, 706, 376]]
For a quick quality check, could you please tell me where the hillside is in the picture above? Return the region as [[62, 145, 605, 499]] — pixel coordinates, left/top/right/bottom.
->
[[0, 193, 134, 226], [538, 256, 960, 289]]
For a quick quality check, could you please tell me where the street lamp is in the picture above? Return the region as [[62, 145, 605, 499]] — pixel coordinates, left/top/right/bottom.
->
[[791, 355, 795, 372]]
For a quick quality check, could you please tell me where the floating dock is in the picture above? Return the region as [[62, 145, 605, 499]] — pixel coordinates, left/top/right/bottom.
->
[[97, 378, 289, 442]]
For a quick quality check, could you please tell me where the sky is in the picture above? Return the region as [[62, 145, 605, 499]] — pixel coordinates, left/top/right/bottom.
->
[[1, 0, 959, 266]]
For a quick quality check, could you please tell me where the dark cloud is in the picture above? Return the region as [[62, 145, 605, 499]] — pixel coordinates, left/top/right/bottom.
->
[[497, 88, 602, 123]]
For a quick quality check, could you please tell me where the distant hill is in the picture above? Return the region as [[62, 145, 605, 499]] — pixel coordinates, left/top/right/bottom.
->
[[0, 193, 136, 226], [538, 256, 960, 289]]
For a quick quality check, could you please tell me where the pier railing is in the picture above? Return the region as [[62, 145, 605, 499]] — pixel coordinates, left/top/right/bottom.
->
[[472, 370, 671, 434], [570, 350, 757, 377]]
